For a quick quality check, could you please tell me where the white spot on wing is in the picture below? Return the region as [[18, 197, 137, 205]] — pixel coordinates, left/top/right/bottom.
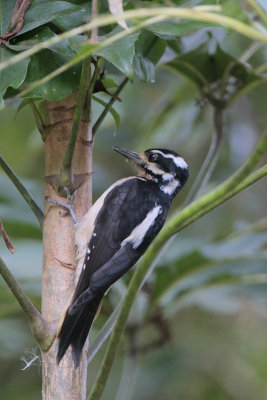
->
[[87, 249, 91, 254], [121, 206, 162, 249]]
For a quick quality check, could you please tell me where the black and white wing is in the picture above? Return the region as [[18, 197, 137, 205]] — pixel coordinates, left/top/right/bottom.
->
[[57, 177, 167, 366]]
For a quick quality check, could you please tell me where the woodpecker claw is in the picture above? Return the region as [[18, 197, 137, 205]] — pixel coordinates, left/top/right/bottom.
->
[[45, 196, 78, 225]]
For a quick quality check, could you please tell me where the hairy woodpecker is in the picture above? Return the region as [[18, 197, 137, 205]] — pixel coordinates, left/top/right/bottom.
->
[[57, 147, 189, 366]]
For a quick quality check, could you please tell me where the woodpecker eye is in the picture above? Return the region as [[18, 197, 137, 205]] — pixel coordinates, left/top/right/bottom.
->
[[148, 153, 158, 162]]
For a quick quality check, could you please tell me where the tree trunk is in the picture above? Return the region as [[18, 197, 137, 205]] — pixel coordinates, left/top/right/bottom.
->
[[42, 91, 92, 400]]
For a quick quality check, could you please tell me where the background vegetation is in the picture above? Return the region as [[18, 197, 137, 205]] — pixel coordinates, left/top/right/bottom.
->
[[0, 0, 267, 399]]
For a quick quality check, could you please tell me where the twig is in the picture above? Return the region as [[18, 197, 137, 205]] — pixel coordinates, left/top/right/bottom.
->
[[183, 107, 225, 206], [93, 77, 128, 135], [0, 0, 32, 43], [83, 57, 103, 123], [59, 0, 100, 188], [0, 153, 44, 229], [0, 257, 56, 350], [0, 219, 15, 253], [29, 100, 47, 141], [243, 0, 267, 27], [87, 129, 267, 400], [59, 56, 91, 188]]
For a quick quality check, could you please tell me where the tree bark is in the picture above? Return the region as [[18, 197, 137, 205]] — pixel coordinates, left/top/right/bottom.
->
[[42, 91, 92, 400]]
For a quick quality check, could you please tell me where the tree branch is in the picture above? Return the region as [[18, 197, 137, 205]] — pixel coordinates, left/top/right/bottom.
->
[[0, 257, 56, 350], [29, 99, 47, 141], [83, 57, 103, 123], [0, 219, 15, 253], [59, 56, 91, 189], [184, 106, 225, 206], [87, 128, 267, 400], [0, 153, 44, 228], [93, 77, 129, 136]]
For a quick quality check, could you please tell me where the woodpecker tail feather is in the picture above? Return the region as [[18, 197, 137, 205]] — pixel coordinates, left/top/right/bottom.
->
[[57, 296, 103, 367]]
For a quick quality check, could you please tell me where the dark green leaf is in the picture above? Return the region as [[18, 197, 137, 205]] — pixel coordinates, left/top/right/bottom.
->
[[166, 43, 263, 90], [22, 32, 81, 100], [16, 1, 83, 36], [0, 0, 17, 35], [0, 48, 29, 108], [92, 95, 120, 132], [93, 27, 140, 79], [146, 19, 218, 39], [133, 55, 155, 83], [135, 30, 166, 64], [51, 1, 91, 31]]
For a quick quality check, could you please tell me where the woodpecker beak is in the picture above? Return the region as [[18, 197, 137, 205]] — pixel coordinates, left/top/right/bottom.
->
[[113, 146, 143, 166]]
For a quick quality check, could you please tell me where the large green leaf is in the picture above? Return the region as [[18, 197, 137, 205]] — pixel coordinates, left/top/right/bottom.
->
[[21, 28, 81, 100], [76, 27, 140, 79], [133, 55, 155, 83], [146, 19, 218, 39], [0, 48, 29, 108], [152, 230, 267, 313], [167, 43, 263, 91], [15, 1, 83, 36], [135, 30, 166, 65], [0, 0, 17, 35], [51, 0, 91, 31]]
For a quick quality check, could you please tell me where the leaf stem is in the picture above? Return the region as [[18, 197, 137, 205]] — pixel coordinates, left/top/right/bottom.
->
[[83, 57, 103, 123], [243, 0, 267, 27], [0, 153, 44, 228], [0, 257, 56, 350], [184, 107, 225, 206], [93, 77, 128, 135], [59, 56, 91, 188], [87, 128, 267, 400]]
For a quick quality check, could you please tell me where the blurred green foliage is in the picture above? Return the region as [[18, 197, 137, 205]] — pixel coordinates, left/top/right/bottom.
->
[[0, 0, 267, 399]]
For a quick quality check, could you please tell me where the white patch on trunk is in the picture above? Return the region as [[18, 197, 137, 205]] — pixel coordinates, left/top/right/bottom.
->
[[121, 206, 162, 249]]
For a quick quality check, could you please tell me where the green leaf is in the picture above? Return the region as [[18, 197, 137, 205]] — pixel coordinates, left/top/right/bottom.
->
[[93, 27, 140, 79], [92, 95, 120, 132], [166, 43, 263, 90], [0, 48, 29, 108], [51, 1, 91, 31], [133, 55, 155, 83], [22, 31, 82, 100], [0, 0, 17, 35], [135, 30, 166, 64], [16, 1, 83, 36], [101, 77, 118, 89], [146, 19, 218, 39]]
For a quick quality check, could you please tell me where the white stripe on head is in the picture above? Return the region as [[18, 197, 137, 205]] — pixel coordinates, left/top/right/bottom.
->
[[151, 150, 188, 169], [121, 206, 162, 249]]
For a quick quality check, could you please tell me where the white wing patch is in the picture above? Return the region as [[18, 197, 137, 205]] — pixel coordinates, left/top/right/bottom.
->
[[121, 206, 162, 249], [160, 180, 180, 195]]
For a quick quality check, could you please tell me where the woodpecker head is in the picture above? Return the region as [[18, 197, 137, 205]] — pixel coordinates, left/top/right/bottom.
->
[[113, 146, 189, 196]]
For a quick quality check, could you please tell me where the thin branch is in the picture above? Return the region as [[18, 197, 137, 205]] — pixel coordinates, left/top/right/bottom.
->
[[92, 77, 128, 135], [0, 219, 15, 253], [0, 154, 44, 228], [87, 129, 267, 400], [0, 257, 56, 350], [184, 107, 225, 206], [83, 57, 103, 123], [29, 100, 46, 141], [0, 0, 31, 43], [92, 36, 159, 135], [59, 56, 91, 188], [243, 0, 267, 27]]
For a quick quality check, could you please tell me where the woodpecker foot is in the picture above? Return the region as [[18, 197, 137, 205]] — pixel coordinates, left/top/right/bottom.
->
[[45, 195, 78, 225]]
